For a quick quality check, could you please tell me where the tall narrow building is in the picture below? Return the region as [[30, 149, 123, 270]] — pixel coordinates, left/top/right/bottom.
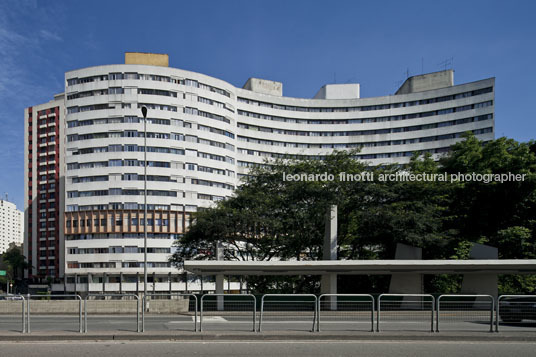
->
[[24, 94, 65, 281]]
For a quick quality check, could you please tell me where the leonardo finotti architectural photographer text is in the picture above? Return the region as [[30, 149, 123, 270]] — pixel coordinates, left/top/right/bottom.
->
[[282, 172, 527, 183]]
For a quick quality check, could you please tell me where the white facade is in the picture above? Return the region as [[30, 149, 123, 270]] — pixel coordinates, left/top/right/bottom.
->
[[38, 61, 494, 292], [0, 200, 23, 253]]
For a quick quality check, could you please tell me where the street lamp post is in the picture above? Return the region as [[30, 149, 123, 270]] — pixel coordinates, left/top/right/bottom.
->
[[141, 106, 148, 331]]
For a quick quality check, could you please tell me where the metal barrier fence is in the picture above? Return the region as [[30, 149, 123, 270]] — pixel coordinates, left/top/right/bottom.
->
[[437, 295, 494, 332], [142, 293, 198, 332], [3, 293, 536, 334], [0, 294, 25, 333], [377, 294, 435, 332], [200, 294, 256, 332], [84, 294, 140, 333], [259, 294, 317, 332], [496, 295, 536, 332], [27, 294, 82, 333], [317, 294, 374, 332]]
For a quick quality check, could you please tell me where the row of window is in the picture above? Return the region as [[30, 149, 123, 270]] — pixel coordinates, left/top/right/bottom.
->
[[191, 179, 234, 190], [67, 216, 173, 228], [184, 107, 231, 124], [68, 100, 234, 126], [197, 193, 225, 201], [66, 233, 182, 240], [237, 116, 492, 149], [67, 262, 171, 269], [68, 247, 170, 254], [67, 188, 229, 201], [72, 146, 185, 156], [237, 131, 474, 158], [67, 116, 189, 128], [236, 128, 492, 165], [237, 112, 492, 138], [237, 101, 493, 126], [67, 189, 178, 198], [67, 73, 231, 97], [138, 102, 177, 112], [70, 174, 234, 189], [67, 153, 235, 171], [66, 203, 185, 212], [67, 160, 171, 170], [70, 89, 235, 112], [67, 130, 235, 152], [68, 116, 234, 139], [72, 174, 175, 184], [237, 87, 493, 113]]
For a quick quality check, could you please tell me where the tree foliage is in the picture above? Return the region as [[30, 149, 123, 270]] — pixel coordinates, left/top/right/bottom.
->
[[0, 244, 27, 290]]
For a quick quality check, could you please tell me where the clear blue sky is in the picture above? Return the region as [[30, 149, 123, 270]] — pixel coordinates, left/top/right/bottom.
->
[[0, 0, 535, 210]]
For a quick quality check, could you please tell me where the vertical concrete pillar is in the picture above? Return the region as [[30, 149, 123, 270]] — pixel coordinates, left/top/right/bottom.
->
[[119, 273, 123, 294], [321, 205, 338, 310], [153, 272, 156, 294], [136, 272, 139, 295], [461, 243, 498, 298], [184, 272, 188, 293], [168, 272, 172, 294], [87, 273, 92, 294], [102, 273, 106, 293], [74, 274, 78, 295], [389, 243, 423, 294], [215, 241, 224, 310]]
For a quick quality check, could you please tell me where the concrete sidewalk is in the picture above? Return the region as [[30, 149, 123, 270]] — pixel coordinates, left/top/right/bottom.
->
[[0, 330, 534, 342]]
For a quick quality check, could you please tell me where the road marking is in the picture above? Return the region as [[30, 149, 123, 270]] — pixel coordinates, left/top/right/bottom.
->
[[192, 316, 228, 322]]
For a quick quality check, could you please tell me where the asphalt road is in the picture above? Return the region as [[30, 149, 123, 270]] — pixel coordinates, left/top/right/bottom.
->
[[1, 313, 535, 333], [1, 340, 536, 357]]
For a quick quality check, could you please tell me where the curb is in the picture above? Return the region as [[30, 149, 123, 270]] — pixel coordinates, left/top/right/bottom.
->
[[0, 332, 534, 343]]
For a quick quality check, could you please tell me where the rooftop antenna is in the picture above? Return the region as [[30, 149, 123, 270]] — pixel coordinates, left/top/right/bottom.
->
[[438, 57, 454, 71], [421, 57, 424, 74], [4, 193, 7, 201]]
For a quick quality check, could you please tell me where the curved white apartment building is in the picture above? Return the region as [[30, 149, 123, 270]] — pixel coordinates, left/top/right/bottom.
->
[[34, 53, 495, 293]]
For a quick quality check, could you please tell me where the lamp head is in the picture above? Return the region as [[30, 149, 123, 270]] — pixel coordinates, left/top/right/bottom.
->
[[141, 106, 148, 119]]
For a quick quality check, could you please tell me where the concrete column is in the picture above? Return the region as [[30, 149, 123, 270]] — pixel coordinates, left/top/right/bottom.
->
[[119, 273, 123, 294], [74, 274, 78, 295], [102, 273, 106, 293], [184, 272, 188, 293], [461, 243, 498, 298], [216, 274, 224, 310], [215, 241, 224, 310], [389, 243, 423, 294], [153, 272, 156, 294], [87, 273, 92, 294], [321, 205, 338, 310], [168, 272, 172, 294], [136, 272, 139, 295]]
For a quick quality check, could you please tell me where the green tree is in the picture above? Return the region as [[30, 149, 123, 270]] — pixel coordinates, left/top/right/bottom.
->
[[0, 244, 27, 292], [440, 133, 536, 248]]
